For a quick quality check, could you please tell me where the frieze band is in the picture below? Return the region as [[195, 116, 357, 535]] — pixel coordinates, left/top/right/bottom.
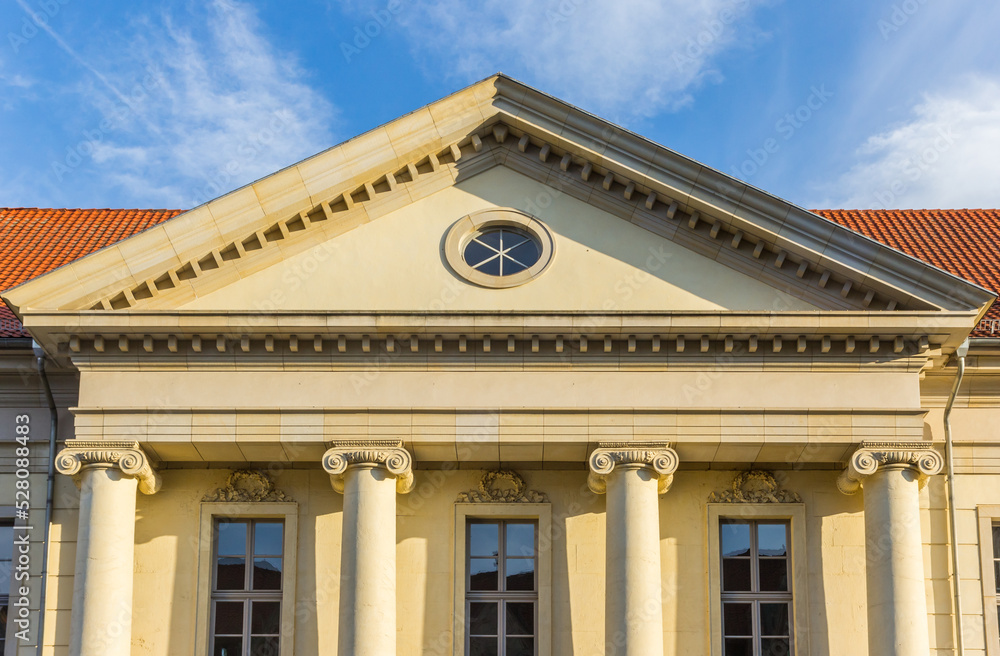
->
[[837, 441, 944, 495], [323, 440, 415, 494], [587, 442, 679, 495], [54, 439, 161, 495]]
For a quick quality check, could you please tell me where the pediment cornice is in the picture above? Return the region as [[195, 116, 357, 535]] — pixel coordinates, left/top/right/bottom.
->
[[5, 75, 992, 351]]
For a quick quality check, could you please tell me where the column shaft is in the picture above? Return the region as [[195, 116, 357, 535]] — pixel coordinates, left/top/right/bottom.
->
[[70, 467, 139, 656], [338, 465, 398, 656], [605, 465, 664, 654], [863, 465, 931, 655]]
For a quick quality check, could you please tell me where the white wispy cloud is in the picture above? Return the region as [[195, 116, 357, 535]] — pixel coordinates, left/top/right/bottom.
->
[[66, 0, 335, 208], [345, 0, 772, 118], [819, 76, 1000, 209]]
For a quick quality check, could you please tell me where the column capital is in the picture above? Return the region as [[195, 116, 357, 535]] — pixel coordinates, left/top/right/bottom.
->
[[55, 439, 161, 495], [587, 442, 679, 495], [322, 440, 414, 494], [837, 441, 944, 495]]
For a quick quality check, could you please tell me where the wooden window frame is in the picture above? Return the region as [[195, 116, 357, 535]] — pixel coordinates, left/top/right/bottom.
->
[[977, 505, 1000, 654], [708, 504, 809, 656], [453, 504, 551, 656], [196, 502, 297, 656]]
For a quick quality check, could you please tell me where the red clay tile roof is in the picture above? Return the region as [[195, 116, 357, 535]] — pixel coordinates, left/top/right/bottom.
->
[[814, 209, 1000, 337], [1, 208, 183, 337], [1, 207, 998, 339]]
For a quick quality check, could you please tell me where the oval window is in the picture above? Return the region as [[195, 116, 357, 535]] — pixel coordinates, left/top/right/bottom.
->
[[444, 209, 555, 289], [462, 227, 542, 276]]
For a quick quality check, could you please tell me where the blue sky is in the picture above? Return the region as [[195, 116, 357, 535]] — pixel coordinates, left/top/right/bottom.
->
[[1, 0, 999, 211]]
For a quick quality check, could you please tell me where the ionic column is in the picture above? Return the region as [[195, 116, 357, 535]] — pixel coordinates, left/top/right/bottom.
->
[[55, 440, 161, 656], [588, 442, 678, 656], [323, 440, 414, 656], [838, 441, 944, 656]]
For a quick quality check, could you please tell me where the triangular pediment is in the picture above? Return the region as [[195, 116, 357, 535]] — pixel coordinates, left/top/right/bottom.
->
[[4, 74, 993, 348], [174, 165, 821, 314]]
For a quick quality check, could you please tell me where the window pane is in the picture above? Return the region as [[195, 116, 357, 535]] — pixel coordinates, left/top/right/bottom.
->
[[465, 241, 496, 267], [217, 521, 247, 556], [506, 636, 534, 655], [214, 601, 243, 635], [254, 522, 283, 556], [477, 231, 503, 250], [469, 602, 498, 636], [213, 636, 241, 656], [721, 522, 751, 558], [216, 557, 246, 590], [253, 558, 282, 590], [469, 558, 499, 591], [759, 558, 789, 592], [995, 562, 1000, 593], [760, 602, 790, 636], [992, 525, 1000, 556], [470, 524, 499, 557], [250, 636, 280, 656], [470, 636, 498, 656], [506, 241, 540, 269], [722, 558, 751, 592], [761, 637, 792, 656], [0, 560, 10, 595], [723, 602, 752, 637], [724, 637, 752, 656], [506, 523, 535, 558], [476, 256, 501, 275], [0, 525, 13, 561], [758, 523, 788, 557], [506, 602, 534, 636], [506, 558, 535, 591], [250, 601, 281, 635]]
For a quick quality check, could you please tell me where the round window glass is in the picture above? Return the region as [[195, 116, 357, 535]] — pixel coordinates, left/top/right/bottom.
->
[[463, 227, 541, 276]]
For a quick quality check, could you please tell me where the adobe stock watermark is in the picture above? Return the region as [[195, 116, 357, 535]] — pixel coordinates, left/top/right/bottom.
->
[[672, 0, 754, 71], [545, 0, 588, 26], [11, 413, 34, 643], [48, 65, 165, 184], [731, 85, 834, 180], [339, 0, 407, 63], [878, 0, 931, 41], [189, 108, 295, 206], [871, 124, 955, 209], [7, 0, 71, 54]]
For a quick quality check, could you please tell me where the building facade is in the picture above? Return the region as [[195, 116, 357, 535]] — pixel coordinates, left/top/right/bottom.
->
[[2, 75, 1000, 656]]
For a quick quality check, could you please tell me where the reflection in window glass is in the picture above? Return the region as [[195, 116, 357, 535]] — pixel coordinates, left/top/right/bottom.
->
[[467, 520, 538, 655], [463, 228, 541, 277], [994, 525, 1000, 648], [720, 520, 792, 656], [212, 520, 283, 656]]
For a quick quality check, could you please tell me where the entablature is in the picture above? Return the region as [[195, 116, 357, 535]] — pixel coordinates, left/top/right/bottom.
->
[[18, 309, 974, 371], [70, 407, 928, 469]]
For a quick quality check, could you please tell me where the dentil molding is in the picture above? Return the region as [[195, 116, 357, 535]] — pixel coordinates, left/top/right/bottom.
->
[[837, 441, 944, 495], [587, 442, 679, 495], [54, 439, 161, 495], [322, 440, 415, 494]]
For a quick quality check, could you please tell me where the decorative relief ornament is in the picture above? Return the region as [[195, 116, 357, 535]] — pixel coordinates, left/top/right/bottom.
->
[[457, 470, 549, 503], [322, 440, 414, 494], [202, 470, 293, 503], [837, 441, 944, 495], [708, 471, 802, 503], [55, 439, 161, 495], [587, 442, 679, 495]]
